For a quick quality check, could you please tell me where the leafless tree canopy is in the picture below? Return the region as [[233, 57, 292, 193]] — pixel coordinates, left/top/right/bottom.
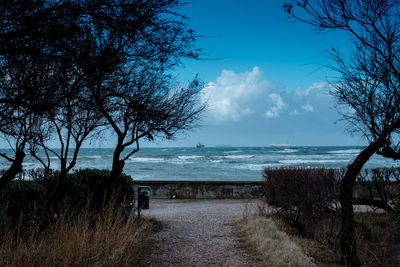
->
[[73, 0, 205, 184], [0, 1, 205, 192], [0, 0, 89, 192], [285, 0, 400, 153], [284, 0, 400, 265]]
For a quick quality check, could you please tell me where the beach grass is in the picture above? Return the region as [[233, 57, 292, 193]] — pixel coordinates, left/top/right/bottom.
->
[[236, 210, 399, 266], [233, 214, 313, 267], [0, 201, 153, 267]]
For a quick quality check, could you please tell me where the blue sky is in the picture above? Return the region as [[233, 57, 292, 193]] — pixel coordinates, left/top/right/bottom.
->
[[143, 0, 362, 147], [0, 0, 361, 149]]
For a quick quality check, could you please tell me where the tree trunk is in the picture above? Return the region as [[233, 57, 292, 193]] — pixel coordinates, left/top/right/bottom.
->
[[108, 145, 125, 193], [48, 159, 67, 207], [0, 149, 25, 192], [339, 141, 382, 266]]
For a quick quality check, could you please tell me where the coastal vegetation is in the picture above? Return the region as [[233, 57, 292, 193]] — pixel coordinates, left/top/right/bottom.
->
[[0, 0, 204, 195], [0, 169, 152, 266], [284, 0, 400, 264], [259, 167, 400, 266], [0, 193, 152, 266], [233, 214, 313, 267], [0, 0, 203, 265], [2, 0, 400, 266]]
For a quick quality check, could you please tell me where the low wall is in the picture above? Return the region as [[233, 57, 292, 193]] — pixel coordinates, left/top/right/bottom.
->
[[133, 180, 264, 199]]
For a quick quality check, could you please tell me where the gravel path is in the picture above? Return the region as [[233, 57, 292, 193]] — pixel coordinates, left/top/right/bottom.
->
[[141, 199, 260, 266]]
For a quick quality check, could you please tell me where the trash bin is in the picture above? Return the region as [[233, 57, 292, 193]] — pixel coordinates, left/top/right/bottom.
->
[[138, 186, 150, 209]]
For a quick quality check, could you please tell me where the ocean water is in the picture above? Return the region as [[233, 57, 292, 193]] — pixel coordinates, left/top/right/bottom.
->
[[1, 146, 400, 181]]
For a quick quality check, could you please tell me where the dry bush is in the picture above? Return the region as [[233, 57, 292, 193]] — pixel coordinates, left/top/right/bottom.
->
[[262, 167, 400, 265], [263, 167, 339, 229], [0, 199, 150, 267], [354, 167, 400, 212], [233, 214, 313, 267], [354, 212, 399, 267], [260, 211, 398, 266]]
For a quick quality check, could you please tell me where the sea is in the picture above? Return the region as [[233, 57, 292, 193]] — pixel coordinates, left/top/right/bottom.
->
[[1, 146, 400, 181]]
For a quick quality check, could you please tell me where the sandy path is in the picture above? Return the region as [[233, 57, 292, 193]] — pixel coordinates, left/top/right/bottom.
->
[[141, 199, 260, 266]]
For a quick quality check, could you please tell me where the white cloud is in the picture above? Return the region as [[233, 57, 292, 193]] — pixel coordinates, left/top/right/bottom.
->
[[290, 82, 332, 115], [301, 103, 314, 112], [265, 93, 286, 118], [191, 68, 351, 146], [290, 109, 300, 115], [201, 66, 277, 121], [294, 82, 330, 97], [201, 67, 334, 123]]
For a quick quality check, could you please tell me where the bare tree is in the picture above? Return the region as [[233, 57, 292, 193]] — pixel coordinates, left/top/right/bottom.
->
[[1, 0, 205, 196], [75, 0, 205, 186], [0, 112, 43, 192], [30, 90, 106, 204], [101, 70, 204, 187], [0, 54, 67, 192], [0, 0, 85, 191], [283, 0, 400, 265]]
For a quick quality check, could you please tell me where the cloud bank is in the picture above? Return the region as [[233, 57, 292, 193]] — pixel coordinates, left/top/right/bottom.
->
[[201, 66, 279, 121], [201, 67, 334, 123]]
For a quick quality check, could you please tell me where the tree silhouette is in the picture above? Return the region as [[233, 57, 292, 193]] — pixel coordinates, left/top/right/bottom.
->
[[75, 0, 205, 186], [284, 0, 400, 265], [0, 0, 86, 191], [0, 1, 205, 198]]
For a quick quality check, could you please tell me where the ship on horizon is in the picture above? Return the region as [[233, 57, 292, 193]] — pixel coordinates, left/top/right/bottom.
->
[[196, 142, 205, 148]]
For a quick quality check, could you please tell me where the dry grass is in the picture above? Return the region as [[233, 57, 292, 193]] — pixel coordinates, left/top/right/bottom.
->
[[233, 214, 314, 267], [0, 201, 153, 267], [296, 211, 398, 266], [247, 210, 399, 266], [271, 213, 343, 266], [354, 212, 399, 266]]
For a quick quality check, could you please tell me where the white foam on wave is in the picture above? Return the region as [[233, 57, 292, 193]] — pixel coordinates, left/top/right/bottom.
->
[[327, 149, 361, 154], [21, 162, 45, 169], [178, 155, 204, 160], [235, 163, 281, 171], [80, 155, 103, 159], [223, 150, 242, 154], [22, 162, 37, 166], [210, 159, 223, 163], [279, 159, 349, 164], [129, 157, 164, 163], [223, 155, 254, 159], [276, 149, 298, 153]]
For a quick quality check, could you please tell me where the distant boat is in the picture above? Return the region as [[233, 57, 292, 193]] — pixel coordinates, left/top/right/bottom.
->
[[270, 144, 291, 148], [196, 142, 205, 148]]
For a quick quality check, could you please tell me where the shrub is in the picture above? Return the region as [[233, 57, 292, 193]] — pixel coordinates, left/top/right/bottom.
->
[[30, 168, 60, 197], [263, 167, 400, 265], [0, 198, 150, 266], [0, 180, 47, 229], [354, 167, 400, 212], [32, 168, 135, 213], [263, 167, 338, 228], [63, 169, 135, 212]]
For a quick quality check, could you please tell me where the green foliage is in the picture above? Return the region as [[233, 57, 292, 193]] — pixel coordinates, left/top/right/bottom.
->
[[63, 169, 135, 212], [0, 168, 135, 229], [32, 168, 135, 212], [0, 180, 47, 228]]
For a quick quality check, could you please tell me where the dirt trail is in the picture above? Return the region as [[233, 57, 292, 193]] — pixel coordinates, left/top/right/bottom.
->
[[141, 199, 259, 266]]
